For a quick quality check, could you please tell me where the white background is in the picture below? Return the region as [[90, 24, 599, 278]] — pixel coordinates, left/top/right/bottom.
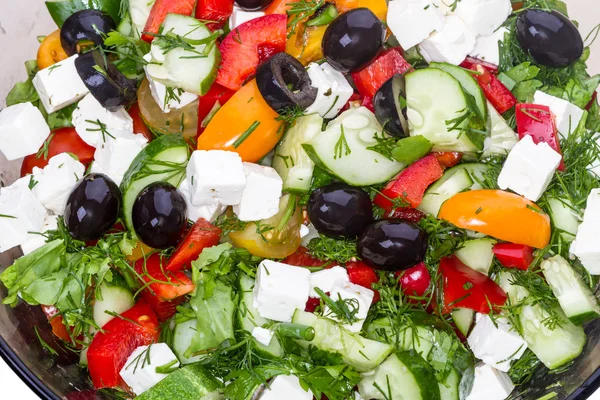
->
[[0, 0, 599, 398]]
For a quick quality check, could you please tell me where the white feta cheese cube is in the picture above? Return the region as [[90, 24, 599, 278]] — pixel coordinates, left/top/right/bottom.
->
[[0, 103, 50, 161], [33, 153, 85, 215], [32, 55, 89, 114], [305, 62, 354, 119], [253, 260, 311, 322], [387, 0, 445, 50], [419, 16, 477, 66], [186, 150, 247, 206], [467, 313, 527, 372], [309, 266, 349, 297], [143, 54, 197, 114], [251, 327, 274, 347], [465, 363, 515, 400], [325, 280, 374, 333], [300, 224, 310, 239], [230, 6, 265, 29], [455, 0, 512, 36], [0, 183, 47, 252], [72, 94, 134, 147], [119, 343, 180, 395], [570, 189, 600, 274], [533, 91, 585, 138], [497, 135, 562, 201], [21, 215, 59, 256], [260, 375, 313, 400], [178, 178, 226, 222], [469, 27, 508, 66], [93, 134, 148, 185], [232, 163, 283, 222], [301, 223, 320, 247]]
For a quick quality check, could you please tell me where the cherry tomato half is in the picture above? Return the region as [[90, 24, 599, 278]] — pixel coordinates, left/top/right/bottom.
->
[[37, 30, 68, 70]]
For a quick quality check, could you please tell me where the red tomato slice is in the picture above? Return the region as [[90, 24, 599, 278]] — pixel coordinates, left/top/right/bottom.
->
[[346, 261, 380, 302], [135, 254, 196, 302], [197, 83, 235, 136], [282, 246, 334, 268], [396, 262, 431, 299], [195, 0, 235, 30], [216, 14, 287, 91], [87, 301, 160, 389], [142, 0, 196, 42], [166, 218, 222, 271], [21, 127, 95, 177]]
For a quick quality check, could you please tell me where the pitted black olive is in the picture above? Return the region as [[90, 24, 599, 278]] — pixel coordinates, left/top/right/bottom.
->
[[235, 0, 273, 11], [75, 49, 137, 111], [256, 53, 318, 113], [516, 9, 583, 68], [374, 75, 409, 138], [60, 10, 116, 56]]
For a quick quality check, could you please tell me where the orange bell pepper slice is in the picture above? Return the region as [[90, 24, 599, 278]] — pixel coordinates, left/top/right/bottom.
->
[[334, 0, 388, 21], [37, 30, 68, 70], [438, 189, 551, 249], [197, 79, 283, 162], [287, 24, 328, 65]]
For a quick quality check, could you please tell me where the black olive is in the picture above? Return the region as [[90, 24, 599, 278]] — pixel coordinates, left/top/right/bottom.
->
[[60, 10, 116, 56], [64, 173, 121, 241], [307, 182, 373, 239], [374, 75, 409, 138], [322, 8, 385, 73], [132, 182, 187, 249], [358, 219, 427, 271], [516, 9, 583, 68], [256, 53, 318, 113], [235, 0, 273, 10], [75, 49, 137, 111]]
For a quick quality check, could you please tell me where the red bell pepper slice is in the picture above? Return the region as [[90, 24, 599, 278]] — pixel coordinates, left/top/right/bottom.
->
[[396, 262, 431, 299], [195, 0, 235, 31], [197, 83, 236, 135], [305, 297, 321, 313], [386, 207, 426, 222], [282, 246, 334, 268], [460, 56, 499, 74], [216, 14, 287, 91], [493, 243, 534, 271], [471, 65, 517, 114], [41, 305, 73, 344], [439, 256, 508, 314], [374, 154, 444, 211], [515, 103, 564, 171], [166, 218, 222, 271], [142, 0, 196, 42], [361, 96, 375, 113], [346, 261, 380, 302], [433, 152, 463, 169], [87, 300, 160, 389], [135, 254, 196, 321], [351, 48, 413, 99]]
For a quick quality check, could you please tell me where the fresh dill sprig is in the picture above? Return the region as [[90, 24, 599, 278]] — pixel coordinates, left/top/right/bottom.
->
[[164, 86, 184, 109], [418, 215, 468, 267], [334, 125, 351, 159], [34, 326, 59, 356], [508, 349, 543, 385], [315, 287, 361, 324], [307, 235, 358, 264], [367, 132, 398, 161], [36, 133, 55, 160], [86, 119, 115, 142], [287, 0, 325, 37]]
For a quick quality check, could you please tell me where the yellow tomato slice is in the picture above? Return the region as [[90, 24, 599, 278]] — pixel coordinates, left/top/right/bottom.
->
[[438, 189, 551, 249], [287, 25, 328, 66], [334, 0, 388, 21], [197, 79, 283, 162], [37, 30, 68, 70]]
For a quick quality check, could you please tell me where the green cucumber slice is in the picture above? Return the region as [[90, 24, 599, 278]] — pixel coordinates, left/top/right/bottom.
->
[[272, 114, 324, 193], [358, 352, 441, 400], [302, 107, 405, 186], [173, 319, 207, 365], [429, 62, 487, 123], [455, 238, 496, 275], [451, 308, 475, 337], [541, 255, 600, 325], [547, 198, 580, 241], [93, 283, 134, 329], [146, 14, 220, 96], [129, 0, 155, 37], [366, 318, 436, 359], [45, 0, 122, 27], [482, 101, 518, 158], [120, 134, 189, 234], [499, 271, 586, 370], [406, 68, 482, 152], [292, 310, 393, 372], [438, 367, 460, 400]]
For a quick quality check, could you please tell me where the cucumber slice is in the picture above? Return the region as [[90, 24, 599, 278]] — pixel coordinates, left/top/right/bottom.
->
[[173, 319, 206, 365], [547, 198, 580, 241], [365, 318, 435, 359], [45, 0, 121, 27], [302, 107, 405, 186], [418, 163, 490, 216], [358, 352, 441, 400], [120, 134, 189, 234], [406, 68, 481, 152], [238, 274, 283, 358], [136, 363, 223, 400], [93, 283, 135, 329], [455, 238, 496, 275], [146, 14, 220, 96], [292, 310, 393, 372], [482, 101, 518, 158], [129, 0, 155, 37], [541, 255, 600, 325], [429, 62, 487, 123], [438, 368, 460, 400], [451, 308, 475, 337], [272, 114, 324, 193], [499, 272, 586, 369]]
